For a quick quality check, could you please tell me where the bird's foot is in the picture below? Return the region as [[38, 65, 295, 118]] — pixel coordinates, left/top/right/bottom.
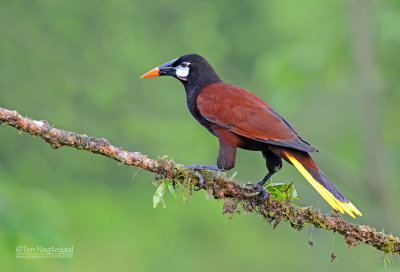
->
[[184, 164, 224, 171], [184, 165, 224, 191], [250, 172, 272, 200], [253, 183, 270, 200]]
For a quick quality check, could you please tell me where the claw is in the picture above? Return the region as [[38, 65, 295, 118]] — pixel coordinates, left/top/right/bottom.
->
[[194, 171, 204, 191], [253, 183, 270, 200]]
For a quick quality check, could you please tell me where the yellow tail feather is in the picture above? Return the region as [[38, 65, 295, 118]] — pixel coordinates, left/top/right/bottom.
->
[[285, 152, 362, 218]]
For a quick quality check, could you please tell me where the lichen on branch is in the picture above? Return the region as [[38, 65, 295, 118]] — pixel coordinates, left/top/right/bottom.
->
[[0, 106, 399, 256]]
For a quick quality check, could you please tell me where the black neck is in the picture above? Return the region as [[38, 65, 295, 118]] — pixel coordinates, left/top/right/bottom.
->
[[181, 70, 222, 96]]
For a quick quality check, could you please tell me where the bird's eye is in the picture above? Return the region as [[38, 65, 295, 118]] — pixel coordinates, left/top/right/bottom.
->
[[180, 62, 188, 68]]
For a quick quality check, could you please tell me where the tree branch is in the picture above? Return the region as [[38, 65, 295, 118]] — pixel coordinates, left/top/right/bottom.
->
[[1, 106, 399, 256]]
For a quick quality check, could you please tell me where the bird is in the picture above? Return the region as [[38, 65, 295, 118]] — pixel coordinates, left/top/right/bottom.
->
[[140, 53, 362, 218]]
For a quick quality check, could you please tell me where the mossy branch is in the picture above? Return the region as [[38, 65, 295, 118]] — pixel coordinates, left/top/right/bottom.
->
[[1, 106, 399, 256]]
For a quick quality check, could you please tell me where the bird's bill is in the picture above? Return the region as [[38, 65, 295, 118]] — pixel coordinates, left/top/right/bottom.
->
[[140, 67, 160, 78], [140, 58, 178, 78]]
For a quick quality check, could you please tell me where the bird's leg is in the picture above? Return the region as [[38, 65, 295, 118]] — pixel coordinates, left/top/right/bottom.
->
[[185, 143, 236, 190], [255, 172, 273, 188], [185, 141, 236, 170], [253, 149, 283, 199]]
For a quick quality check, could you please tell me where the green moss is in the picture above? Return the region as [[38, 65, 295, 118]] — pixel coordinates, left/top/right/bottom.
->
[[382, 240, 394, 253]]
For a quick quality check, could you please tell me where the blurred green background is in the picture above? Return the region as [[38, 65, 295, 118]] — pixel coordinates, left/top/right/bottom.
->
[[1, 0, 399, 271]]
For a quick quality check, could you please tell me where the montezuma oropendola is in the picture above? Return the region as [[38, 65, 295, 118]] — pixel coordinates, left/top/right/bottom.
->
[[141, 53, 362, 218]]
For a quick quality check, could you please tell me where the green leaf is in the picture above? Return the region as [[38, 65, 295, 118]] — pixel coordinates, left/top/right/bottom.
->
[[153, 182, 167, 208], [267, 183, 286, 200], [290, 188, 298, 201], [267, 182, 298, 201], [167, 182, 177, 199]]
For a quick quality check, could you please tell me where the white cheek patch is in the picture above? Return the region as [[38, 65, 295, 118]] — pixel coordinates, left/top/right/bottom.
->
[[176, 67, 189, 80]]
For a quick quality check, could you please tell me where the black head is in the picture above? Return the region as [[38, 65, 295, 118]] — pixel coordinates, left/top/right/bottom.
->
[[140, 54, 221, 90]]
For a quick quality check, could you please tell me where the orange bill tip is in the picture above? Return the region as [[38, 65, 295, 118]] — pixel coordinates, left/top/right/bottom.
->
[[140, 67, 160, 78]]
